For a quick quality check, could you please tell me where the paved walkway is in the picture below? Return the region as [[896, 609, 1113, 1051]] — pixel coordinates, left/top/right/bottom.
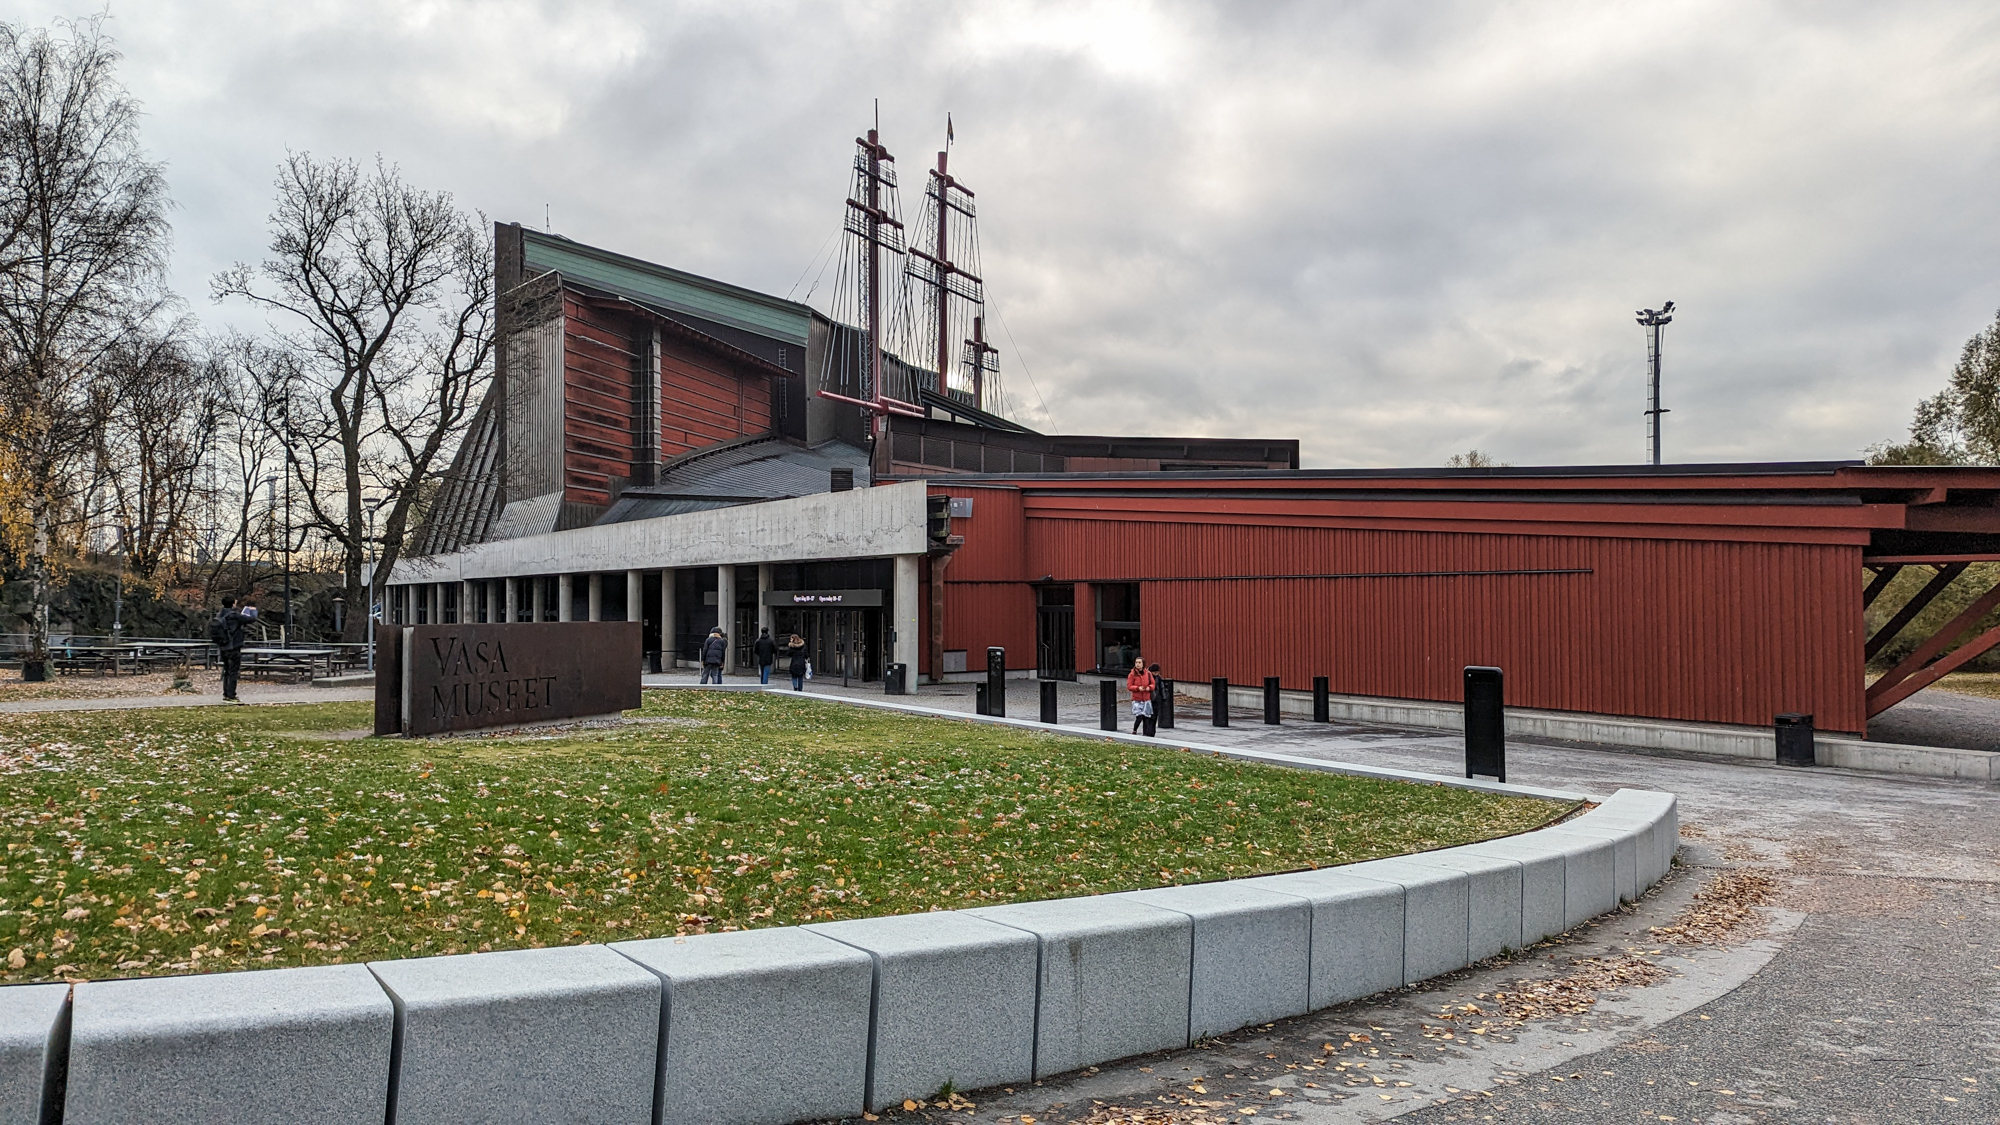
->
[[697, 673, 2000, 1123]]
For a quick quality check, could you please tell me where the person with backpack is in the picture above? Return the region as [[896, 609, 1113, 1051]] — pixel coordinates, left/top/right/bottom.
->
[[785, 634, 809, 691], [700, 627, 728, 684], [209, 597, 249, 702], [1126, 656, 1157, 736], [753, 627, 777, 685]]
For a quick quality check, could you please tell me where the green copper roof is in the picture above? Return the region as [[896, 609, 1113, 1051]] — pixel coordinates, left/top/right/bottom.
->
[[522, 230, 813, 346]]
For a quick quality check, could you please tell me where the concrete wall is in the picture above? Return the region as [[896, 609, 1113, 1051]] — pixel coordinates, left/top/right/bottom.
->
[[3, 789, 1677, 1125], [388, 480, 930, 584]]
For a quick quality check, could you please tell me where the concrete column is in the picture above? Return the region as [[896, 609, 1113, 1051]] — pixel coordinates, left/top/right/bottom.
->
[[756, 563, 774, 643], [661, 570, 677, 667], [428, 584, 442, 626], [504, 577, 518, 623], [461, 581, 475, 624], [626, 570, 642, 624], [715, 566, 736, 670], [894, 554, 921, 693], [558, 574, 574, 622], [531, 578, 547, 623], [588, 573, 603, 622]]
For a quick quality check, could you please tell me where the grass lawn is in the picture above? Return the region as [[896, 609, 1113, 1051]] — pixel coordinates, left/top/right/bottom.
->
[[0, 690, 1574, 983]]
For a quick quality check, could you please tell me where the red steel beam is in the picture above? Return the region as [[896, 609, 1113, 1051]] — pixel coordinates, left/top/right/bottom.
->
[[1861, 565, 1903, 611], [1865, 577, 2000, 712], [1868, 619, 2000, 716], [1863, 563, 1966, 661]]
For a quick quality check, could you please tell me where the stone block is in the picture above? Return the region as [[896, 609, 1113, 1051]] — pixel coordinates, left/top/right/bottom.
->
[[968, 896, 1192, 1077], [1450, 836, 1568, 945], [369, 944, 659, 1125], [612, 927, 874, 1125], [1543, 823, 1641, 904], [1241, 868, 1404, 1009], [1402, 851, 1524, 962], [1119, 882, 1310, 1039], [0, 984, 66, 1125], [65, 964, 392, 1125], [1335, 859, 1470, 983], [805, 911, 1036, 1110], [1581, 789, 1680, 887]]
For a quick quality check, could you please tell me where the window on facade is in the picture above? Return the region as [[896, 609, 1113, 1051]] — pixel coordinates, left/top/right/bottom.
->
[[1095, 582, 1141, 673]]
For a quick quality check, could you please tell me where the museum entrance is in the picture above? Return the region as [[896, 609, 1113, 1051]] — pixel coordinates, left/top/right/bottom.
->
[[765, 588, 886, 685]]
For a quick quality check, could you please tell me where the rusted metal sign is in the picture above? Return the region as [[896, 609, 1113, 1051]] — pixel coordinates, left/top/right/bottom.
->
[[374, 622, 642, 736]]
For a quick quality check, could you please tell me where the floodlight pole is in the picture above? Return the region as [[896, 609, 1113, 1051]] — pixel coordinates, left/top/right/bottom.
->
[[1636, 301, 1675, 465]]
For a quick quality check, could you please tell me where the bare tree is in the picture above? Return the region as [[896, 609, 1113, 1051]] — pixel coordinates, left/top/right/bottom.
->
[[94, 321, 222, 579], [213, 153, 494, 641], [0, 17, 170, 675]]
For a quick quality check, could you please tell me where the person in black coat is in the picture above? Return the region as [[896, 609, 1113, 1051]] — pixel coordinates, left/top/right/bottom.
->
[[208, 597, 249, 702], [700, 627, 728, 684], [785, 634, 809, 691], [753, 627, 777, 685]]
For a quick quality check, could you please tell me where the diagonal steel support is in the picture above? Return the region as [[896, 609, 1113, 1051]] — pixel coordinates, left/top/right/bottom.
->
[[1861, 564, 1903, 611], [1868, 619, 2000, 717], [1863, 562, 1966, 661], [1866, 577, 2000, 716]]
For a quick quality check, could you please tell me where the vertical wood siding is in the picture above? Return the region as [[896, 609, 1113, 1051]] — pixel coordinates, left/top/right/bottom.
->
[[1006, 514, 1864, 732]]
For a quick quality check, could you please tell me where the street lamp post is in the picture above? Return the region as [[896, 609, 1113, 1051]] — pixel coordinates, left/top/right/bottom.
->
[[364, 496, 390, 673]]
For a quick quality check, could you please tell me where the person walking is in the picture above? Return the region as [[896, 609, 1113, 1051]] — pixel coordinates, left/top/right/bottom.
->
[[785, 634, 809, 691], [1126, 656, 1157, 736], [1147, 662, 1165, 736], [700, 627, 728, 684], [753, 627, 777, 685], [208, 596, 248, 703]]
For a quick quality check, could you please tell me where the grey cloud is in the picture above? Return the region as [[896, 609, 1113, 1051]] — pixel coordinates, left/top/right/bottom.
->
[[8, 0, 2000, 465]]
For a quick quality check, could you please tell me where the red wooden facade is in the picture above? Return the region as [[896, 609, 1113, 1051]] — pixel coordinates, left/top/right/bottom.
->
[[558, 295, 775, 513], [918, 465, 2000, 735]]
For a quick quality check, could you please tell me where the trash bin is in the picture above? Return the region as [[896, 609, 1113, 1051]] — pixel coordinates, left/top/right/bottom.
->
[[1775, 713, 1814, 766], [646, 650, 663, 674], [884, 663, 907, 695]]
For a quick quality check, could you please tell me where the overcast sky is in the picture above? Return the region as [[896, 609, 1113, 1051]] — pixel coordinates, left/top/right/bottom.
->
[[7, 0, 1999, 467]]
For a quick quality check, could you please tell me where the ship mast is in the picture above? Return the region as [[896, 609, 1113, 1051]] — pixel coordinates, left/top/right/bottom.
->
[[815, 116, 923, 478], [907, 121, 997, 413]]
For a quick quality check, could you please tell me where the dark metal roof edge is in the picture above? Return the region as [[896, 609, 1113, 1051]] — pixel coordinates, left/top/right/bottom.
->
[[921, 460, 1872, 484], [521, 228, 815, 319]]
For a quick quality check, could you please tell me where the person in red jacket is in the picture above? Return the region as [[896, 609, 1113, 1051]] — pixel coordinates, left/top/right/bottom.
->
[[1126, 657, 1157, 736]]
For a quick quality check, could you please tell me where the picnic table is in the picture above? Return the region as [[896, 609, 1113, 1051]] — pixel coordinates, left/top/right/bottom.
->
[[240, 646, 340, 682]]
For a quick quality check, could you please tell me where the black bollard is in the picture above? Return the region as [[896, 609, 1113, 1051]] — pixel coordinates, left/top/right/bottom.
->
[[1263, 677, 1281, 724], [1312, 676, 1330, 722], [1100, 678, 1118, 731], [1040, 679, 1058, 724], [1775, 713, 1815, 766], [975, 681, 989, 716], [1211, 677, 1229, 727], [1464, 665, 1505, 782], [1158, 677, 1175, 730], [986, 646, 1007, 718]]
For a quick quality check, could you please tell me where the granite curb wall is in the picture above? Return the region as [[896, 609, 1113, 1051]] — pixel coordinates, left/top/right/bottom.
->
[[0, 783, 1676, 1124]]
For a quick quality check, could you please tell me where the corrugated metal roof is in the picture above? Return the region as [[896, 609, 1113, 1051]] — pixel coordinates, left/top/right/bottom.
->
[[593, 439, 872, 526]]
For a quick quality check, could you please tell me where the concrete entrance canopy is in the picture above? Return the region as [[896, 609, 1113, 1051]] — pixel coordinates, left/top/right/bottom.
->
[[383, 482, 928, 687]]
